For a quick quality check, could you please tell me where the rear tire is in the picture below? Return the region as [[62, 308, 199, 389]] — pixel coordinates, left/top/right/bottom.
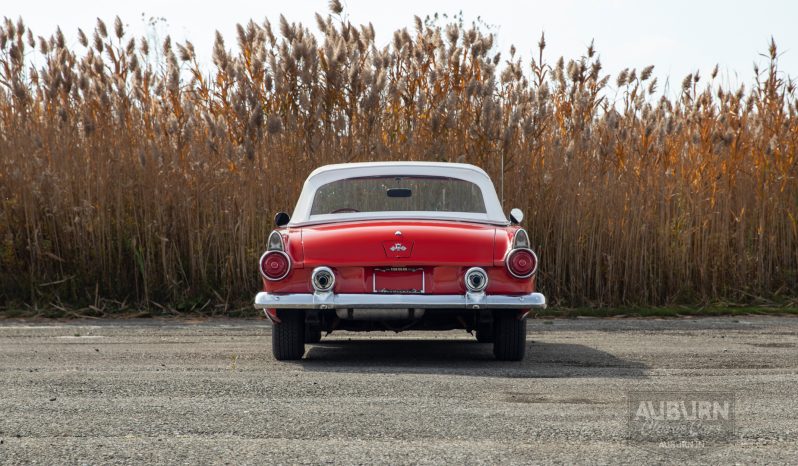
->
[[272, 310, 305, 360], [493, 312, 526, 361]]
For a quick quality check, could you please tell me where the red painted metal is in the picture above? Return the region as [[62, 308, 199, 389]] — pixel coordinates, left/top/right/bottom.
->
[[264, 308, 281, 323], [261, 220, 536, 295], [300, 221, 496, 267]]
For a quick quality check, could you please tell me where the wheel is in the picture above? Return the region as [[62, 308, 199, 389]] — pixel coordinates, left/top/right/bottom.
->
[[305, 324, 322, 343], [475, 326, 493, 343], [493, 312, 526, 361], [272, 310, 305, 360]]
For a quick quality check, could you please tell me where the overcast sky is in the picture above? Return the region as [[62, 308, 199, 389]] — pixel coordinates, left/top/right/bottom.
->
[[5, 0, 796, 96]]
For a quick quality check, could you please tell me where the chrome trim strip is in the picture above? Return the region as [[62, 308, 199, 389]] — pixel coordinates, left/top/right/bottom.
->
[[254, 291, 546, 310], [288, 216, 511, 228]]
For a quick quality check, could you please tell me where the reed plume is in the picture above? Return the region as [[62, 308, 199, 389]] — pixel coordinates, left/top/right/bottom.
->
[[0, 6, 796, 313]]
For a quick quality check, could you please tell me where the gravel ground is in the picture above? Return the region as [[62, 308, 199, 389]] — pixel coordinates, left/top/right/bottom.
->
[[0, 316, 796, 465]]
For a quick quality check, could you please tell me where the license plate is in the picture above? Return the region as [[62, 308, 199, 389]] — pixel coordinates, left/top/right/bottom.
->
[[373, 268, 425, 293]]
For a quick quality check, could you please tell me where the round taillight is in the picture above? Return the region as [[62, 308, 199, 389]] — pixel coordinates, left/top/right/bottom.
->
[[506, 248, 538, 278], [259, 251, 291, 280]]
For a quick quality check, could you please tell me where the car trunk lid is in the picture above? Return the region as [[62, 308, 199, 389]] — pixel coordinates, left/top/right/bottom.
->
[[300, 220, 496, 267]]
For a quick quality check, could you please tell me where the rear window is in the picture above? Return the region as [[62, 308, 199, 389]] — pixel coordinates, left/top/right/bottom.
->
[[310, 176, 487, 215]]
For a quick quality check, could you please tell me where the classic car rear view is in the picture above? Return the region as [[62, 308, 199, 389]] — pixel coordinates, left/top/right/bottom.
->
[[255, 162, 546, 360]]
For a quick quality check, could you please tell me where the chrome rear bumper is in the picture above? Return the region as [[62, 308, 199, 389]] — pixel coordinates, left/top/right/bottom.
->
[[254, 291, 546, 310]]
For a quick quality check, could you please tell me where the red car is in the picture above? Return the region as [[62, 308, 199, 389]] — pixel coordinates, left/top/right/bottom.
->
[[254, 162, 546, 360]]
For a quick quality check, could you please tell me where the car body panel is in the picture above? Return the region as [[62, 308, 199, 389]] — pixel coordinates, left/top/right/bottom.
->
[[261, 219, 535, 295], [300, 220, 497, 267], [262, 263, 536, 295]]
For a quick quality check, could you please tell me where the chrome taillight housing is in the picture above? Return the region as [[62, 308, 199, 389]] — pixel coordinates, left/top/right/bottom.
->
[[260, 230, 291, 280], [267, 230, 285, 251], [506, 228, 538, 278], [506, 248, 538, 278], [260, 250, 291, 280], [513, 228, 530, 249]]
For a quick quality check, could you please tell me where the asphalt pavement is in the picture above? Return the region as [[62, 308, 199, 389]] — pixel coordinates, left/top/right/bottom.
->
[[0, 316, 796, 464]]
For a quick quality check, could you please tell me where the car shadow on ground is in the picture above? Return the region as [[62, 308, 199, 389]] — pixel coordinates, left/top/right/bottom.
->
[[299, 338, 648, 378]]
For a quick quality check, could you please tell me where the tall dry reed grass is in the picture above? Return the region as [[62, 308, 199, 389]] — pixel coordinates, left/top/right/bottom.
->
[[1, 4, 797, 312]]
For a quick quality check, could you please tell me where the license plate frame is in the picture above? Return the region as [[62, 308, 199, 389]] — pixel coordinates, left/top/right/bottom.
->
[[372, 267, 425, 294]]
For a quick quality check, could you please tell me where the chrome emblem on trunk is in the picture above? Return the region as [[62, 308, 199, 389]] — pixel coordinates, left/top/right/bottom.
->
[[389, 243, 407, 252]]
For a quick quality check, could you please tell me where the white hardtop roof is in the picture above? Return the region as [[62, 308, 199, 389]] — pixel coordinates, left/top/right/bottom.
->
[[288, 162, 509, 226], [306, 161, 490, 176]]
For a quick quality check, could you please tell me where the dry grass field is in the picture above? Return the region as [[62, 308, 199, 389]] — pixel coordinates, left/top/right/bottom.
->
[[1, 3, 796, 312]]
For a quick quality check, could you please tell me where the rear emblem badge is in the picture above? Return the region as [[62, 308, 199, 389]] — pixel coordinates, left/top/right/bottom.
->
[[383, 239, 413, 257]]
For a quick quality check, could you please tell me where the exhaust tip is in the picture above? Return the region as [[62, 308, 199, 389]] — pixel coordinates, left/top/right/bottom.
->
[[464, 267, 489, 292], [311, 266, 335, 292]]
